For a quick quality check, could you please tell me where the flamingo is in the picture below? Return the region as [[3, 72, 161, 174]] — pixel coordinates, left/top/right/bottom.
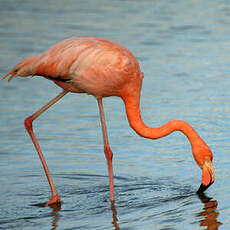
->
[[2, 36, 215, 206]]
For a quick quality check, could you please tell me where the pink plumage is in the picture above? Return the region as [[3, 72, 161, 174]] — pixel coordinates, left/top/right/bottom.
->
[[4, 36, 143, 97], [3, 36, 214, 206]]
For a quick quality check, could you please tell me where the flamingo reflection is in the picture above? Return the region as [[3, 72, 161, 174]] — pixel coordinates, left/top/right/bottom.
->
[[197, 194, 222, 230], [47, 201, 120, 230], [111, 201, 120, 230]]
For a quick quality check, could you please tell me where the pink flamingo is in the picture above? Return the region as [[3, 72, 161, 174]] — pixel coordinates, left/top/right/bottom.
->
[[2, 36, 215, 206]]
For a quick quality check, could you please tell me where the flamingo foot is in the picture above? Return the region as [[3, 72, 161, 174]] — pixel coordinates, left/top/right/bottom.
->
[[46, 194, 61, 207]]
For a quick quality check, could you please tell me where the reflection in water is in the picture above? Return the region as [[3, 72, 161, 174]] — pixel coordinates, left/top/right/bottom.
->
[[50, 208, 62, 230], [32, 202, 62, 230], [197, 194, 222, 230], [31, 192, 223, 230], [47, 200, 120, 230], [33, 200, 120, 230], [111, 201, 120, 230]]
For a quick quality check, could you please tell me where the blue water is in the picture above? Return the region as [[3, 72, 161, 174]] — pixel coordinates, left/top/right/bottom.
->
[[1, 0, 230, 229]]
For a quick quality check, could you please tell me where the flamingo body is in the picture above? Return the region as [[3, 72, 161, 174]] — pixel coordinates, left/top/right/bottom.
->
[[12, 36, 143, 97], [3, 36, 214, 206]]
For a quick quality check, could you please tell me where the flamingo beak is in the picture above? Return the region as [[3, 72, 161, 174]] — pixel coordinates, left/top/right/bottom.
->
[[197, 158, 215, 194], [2, 70, 16, 82]]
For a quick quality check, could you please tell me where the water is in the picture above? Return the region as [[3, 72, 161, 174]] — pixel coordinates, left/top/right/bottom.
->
[[0, 0, 230, 229]]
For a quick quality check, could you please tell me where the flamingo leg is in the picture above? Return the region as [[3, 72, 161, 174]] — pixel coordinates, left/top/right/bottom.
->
[[97, 97, 114, 201], [24, 90, 68, 206]]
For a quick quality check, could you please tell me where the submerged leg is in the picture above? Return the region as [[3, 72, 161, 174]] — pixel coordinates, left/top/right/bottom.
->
[[97, 97, 114, 201], [24, 90, 68, 206]]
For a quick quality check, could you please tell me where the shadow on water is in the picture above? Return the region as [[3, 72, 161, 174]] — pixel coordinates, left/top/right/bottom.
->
[[197, 193, 222, 230]]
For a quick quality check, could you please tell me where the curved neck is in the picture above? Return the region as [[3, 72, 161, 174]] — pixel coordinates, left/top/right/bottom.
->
[[122, 95, 204, 150]]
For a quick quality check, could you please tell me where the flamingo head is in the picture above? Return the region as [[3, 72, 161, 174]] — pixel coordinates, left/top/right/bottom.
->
[[197, 157, 215, 194]]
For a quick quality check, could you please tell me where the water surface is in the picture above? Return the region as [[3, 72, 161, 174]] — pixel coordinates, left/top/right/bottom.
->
[[1, 0, 230, 229]]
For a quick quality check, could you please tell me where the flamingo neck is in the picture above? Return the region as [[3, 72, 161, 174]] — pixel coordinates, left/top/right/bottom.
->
[[122, 95, 204, 156]]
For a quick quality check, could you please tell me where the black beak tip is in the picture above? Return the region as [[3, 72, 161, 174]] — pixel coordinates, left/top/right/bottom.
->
[[197, 182, 213, 195], [197, 184, 208, 194]]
